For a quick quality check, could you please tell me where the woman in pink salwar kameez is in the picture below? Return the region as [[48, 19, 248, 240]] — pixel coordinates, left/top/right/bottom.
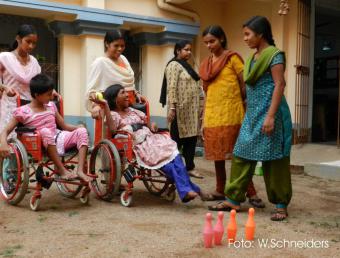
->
[[0, 24, 41, 136], [92, 84, 208, 203]]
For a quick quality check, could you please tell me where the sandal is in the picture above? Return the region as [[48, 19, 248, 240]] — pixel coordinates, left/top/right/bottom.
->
[[200, 193, 226, 201], [208, 201, 240, 212], [248, 197, 266, 208], [270, 209, 288, 221], [188, 170, 204, 179]]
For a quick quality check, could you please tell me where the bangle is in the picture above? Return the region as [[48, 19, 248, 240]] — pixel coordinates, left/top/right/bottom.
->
[[170, 107, 176, 110]]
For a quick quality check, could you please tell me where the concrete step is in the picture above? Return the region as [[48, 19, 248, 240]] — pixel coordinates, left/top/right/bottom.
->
[[304, 161, 340, 181]]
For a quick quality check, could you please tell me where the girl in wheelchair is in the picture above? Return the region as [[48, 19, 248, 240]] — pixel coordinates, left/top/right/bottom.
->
[[0, 74, 92, 183], [91, 84, 207, 203]]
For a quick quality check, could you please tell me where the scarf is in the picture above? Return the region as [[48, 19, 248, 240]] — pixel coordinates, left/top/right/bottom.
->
[[159, 58, 200, 107], [244, 46, 284, 86], [199, 50, 243, 92], [0, 52, 41, 85]]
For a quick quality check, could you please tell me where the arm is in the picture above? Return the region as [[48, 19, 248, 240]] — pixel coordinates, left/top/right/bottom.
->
[[165, 62, 180, 122], [90, 98, 118, 134], [0, 118, 19, 157], [236, 72, 246, 101], [55, 111, 80, 131], [262, 63, 286, 135]]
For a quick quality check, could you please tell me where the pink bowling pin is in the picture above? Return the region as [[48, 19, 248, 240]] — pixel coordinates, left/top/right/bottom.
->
[[245, 208, 255, 241], [203, 213, 214, 248], [227, 209, 237, 243], [213, 211, 224, 245]]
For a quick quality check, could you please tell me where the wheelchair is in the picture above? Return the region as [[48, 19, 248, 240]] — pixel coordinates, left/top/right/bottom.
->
[[0, 94, 92, 211], [89, 95, 177, 207]]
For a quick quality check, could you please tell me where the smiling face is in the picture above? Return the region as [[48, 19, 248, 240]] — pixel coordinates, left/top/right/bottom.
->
[[243, 26, 262, 49], [105, 39, 125, 60], [17, 34, 38, 54], [115, 88, 129, 109], [177, 44, 192, 61]]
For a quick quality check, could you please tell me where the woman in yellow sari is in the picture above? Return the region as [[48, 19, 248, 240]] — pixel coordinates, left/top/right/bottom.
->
[[200, 25, 264, 208]]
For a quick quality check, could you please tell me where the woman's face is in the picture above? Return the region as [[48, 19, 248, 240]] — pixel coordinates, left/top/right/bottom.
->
[[106, 39, 125, 60], [203, 33, 223, 54], [115, 88, 129, 108], [177, 44, 192, 61], [17, 34, 38, 54], [243, 27, 262, 49]]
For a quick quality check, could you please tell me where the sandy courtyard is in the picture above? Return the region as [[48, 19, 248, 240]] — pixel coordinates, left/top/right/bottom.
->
[[0, 157, 340, 258]]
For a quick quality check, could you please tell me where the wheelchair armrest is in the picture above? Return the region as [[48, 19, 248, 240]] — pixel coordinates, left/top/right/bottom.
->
[[111, 130, 134, 139], [157, 128, 169, 133], [15, 126, 36, 133]]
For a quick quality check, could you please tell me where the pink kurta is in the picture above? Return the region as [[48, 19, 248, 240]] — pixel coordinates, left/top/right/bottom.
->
[[0, 52, 41, 136], [13, 102, 88, 155], [110, 108, 178, 169]]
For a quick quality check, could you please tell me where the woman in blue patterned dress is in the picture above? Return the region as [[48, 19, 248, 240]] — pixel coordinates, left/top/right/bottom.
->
[[215, 16, 292, 221]]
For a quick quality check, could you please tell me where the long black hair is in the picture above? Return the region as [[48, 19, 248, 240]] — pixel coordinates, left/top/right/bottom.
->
[[104, 29, 125, 51], [103, 84, 124, 110], [11, 24, 37, 51], [202, 25, 227, 49], [243, 16, 275, 46], [173, 39, 191, 58]]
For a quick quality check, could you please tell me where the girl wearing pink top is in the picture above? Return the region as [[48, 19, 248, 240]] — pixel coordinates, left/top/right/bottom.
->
[[0, 24, 41, 137], [0, 74, 91, 182]]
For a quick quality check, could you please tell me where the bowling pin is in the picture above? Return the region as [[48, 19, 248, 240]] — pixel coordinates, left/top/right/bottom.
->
[[214, 211, 224, 245], [227, 209, 237, 243], [245, 208, 255, 241], [203, 213, 214, 248]]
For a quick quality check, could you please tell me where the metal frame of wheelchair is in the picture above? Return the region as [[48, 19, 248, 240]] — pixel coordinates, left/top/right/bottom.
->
[[89, 96, 177, 207], [0, 95, 92, 211]]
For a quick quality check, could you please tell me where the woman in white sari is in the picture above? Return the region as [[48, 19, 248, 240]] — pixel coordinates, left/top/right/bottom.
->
[[86, 30, 136, 119]]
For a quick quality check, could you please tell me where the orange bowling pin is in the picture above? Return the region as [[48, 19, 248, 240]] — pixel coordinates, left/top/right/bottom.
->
[[245, 208, 255, 240], [203, 213, 214, 248], [213, 211, 224, 245], [227, 209, 237, 243]]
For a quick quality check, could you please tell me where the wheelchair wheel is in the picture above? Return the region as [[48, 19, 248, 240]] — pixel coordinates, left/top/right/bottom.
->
[[142, 169, 169, 196], [29, 196, 41, 211], [0, 138, 29, 205], [163, 185, 176, 202], [120, 190, 133, 207], [89, 139, 121, 201]]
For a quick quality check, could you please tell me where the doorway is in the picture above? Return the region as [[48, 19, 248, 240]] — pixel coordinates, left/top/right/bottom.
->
[[312, 6, 340, 145]]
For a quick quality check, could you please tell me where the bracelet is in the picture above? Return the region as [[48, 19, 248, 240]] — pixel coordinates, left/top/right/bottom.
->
[[170, 107, 176, 110]]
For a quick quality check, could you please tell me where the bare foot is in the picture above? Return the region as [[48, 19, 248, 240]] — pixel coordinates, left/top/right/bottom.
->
[[58, 169, 78, 180], [76, 171, 93, 183], [182, 191, 198, 203]]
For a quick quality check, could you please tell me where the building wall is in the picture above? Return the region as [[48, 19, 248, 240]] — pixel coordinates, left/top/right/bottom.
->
[[0, 0, 303, 141]]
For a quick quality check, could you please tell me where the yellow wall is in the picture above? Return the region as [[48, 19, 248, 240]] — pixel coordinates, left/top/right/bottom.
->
[[141, 44, 174, 117], [54, 0, 299, 124]]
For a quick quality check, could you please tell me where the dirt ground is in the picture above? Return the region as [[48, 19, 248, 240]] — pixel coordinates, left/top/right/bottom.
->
[[0, 157, 340, 258]]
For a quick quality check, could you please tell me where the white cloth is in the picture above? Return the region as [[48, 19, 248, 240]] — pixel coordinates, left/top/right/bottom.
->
[[85, 55, 135, 112]]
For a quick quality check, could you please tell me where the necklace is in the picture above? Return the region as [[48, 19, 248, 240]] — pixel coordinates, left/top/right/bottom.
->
[[13, 50, 30, 66]]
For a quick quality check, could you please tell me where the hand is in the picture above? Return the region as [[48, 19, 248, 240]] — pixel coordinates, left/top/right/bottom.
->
[[262, 115, 275, 135], [89, 93, 107, 106], [91, 105, 102, 119], [167, 109, 176, 123], [6, 88, 16, 97], [0, 144, 11, 158], [150, 122, 158, 132]]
